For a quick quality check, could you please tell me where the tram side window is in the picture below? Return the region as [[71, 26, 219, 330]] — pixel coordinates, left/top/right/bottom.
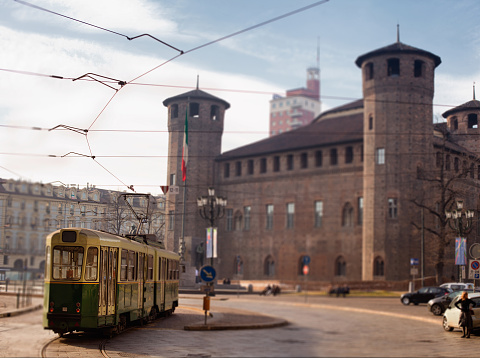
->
[[147, 255, 153, 281], [120, 250, 128, 281], [138, 253, 144, 280], [52, 246, 84, 280], [128, 251, 136, 281], [159, 258, 166, 281], [85, 247, 98, 281], [45, 245, 51, 279]]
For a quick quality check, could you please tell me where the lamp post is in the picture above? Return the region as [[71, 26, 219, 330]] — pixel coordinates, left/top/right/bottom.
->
[[445, 200, 475, 281], [196, 187, 227, 266]]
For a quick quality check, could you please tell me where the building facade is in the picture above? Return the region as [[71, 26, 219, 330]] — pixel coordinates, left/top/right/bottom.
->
[[0, 179, 165, 280], [165, 38, 480, 286], [269, 67, 321, 136]]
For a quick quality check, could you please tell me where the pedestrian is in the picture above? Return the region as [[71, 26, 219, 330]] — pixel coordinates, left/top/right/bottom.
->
[[455, 291, 476, 338]]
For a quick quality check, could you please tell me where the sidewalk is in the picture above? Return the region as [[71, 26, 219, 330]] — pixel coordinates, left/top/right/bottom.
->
[[0, 292, 43, 318]]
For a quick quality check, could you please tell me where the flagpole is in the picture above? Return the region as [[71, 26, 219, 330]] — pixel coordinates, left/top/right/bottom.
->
[[180, 97, 189, 264]]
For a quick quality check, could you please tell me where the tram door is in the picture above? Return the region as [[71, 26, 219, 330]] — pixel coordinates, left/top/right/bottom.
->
[[99, 247, 117, 316]]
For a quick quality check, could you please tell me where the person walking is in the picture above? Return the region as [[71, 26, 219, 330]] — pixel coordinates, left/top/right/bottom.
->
[[455, 291, 476, 338]]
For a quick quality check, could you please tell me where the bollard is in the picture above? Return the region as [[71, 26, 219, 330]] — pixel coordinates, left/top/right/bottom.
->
[[203, 295, 210, 325]]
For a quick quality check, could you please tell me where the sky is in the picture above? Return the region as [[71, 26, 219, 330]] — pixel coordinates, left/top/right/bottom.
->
[[0, 0, 479, 196]]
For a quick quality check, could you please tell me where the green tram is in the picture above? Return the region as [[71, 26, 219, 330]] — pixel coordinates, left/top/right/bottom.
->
[[43, 228, 179, 335]]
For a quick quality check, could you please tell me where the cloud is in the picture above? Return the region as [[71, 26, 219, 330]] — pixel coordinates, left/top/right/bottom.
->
[[0, 21, 274, 195]]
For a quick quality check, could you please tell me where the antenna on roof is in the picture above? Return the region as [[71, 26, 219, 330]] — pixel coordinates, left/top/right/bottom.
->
[[474, 82, 476, 100], [397, 24, 400, 43], [196, 74, 199, 90], [316, 36, 320, 69]]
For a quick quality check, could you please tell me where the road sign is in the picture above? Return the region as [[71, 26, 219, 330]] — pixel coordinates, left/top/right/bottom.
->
[[303, 255, 311, 265], [169, 186, 179, 194], [471, 243, 480, 259], [469, 259, 480, 279], [472, 260, 480, 270], [200, 265, 216, 282], [410, 258, 419, 266], [303, 265, 309, 275]]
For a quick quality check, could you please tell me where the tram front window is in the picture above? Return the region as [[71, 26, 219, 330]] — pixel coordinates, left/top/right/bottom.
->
[[52, 246, 84, 280]]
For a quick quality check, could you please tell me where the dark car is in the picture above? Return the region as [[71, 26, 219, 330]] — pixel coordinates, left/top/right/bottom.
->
[[400, 286, 450, 305], [427, 289, 474, 315]]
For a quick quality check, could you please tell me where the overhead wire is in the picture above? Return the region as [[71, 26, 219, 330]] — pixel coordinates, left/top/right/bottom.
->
[[8, 0, 332, 192], [12, 0, 184, 53]]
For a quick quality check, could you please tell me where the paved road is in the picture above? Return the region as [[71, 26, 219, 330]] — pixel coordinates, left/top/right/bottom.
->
[[4, 294, 480, 357]]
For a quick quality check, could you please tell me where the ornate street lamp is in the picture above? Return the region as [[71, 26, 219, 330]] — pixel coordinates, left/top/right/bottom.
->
[[445, 200, 475, 281], [445, 200, 475, 237], [196, 187, 227, 266]]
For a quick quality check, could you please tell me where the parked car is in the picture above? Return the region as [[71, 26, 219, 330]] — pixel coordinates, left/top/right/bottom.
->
[[443, 292, 480, 332], [428, 289, 473, 316], [440, 282, 474, 292], [401, 286, 450, 305]]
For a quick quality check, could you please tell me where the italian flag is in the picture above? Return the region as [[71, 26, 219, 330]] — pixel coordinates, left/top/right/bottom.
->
[[181, 108, 188, 181]]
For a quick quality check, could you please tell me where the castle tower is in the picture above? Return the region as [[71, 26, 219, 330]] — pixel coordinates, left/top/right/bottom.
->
[[355, 40, 441, 280], [442, 94, 480, 153], [163, 88, 229, 285]]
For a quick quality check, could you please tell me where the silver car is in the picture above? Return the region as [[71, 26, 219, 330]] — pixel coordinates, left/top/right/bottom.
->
[[443, 292, 480, 332]]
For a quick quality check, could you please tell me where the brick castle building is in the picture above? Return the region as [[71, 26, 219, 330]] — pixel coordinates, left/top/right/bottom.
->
[[164, 38, 480, 287]]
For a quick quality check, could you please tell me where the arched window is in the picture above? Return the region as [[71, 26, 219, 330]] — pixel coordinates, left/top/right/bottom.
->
[[264, 255, 275, 276], [414, 60, 424, 78], [368, 115, 373, 130], [330, 148, 338, 165], [452, 117, 458, 130], [454, 157, 459, 172], [210, 105, 219, 120], [234, 211, 242, 231], [365, 62, 374, 80], [335, 256, 346, 276], [14, 259, 24, 270], [345, 146, 354, 164], [468, 114, 478, 129], [374, 256, 384, 276], [189, 102, 200, 117], [445, 155, 451, 171], [342, 203, 354, 227], [171, 104, 178, 118], [387, 58, 400, 77]]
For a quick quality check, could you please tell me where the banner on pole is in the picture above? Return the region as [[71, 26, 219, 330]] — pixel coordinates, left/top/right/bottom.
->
[[455, 237, 467, 265], [206, 227, 217, 259]]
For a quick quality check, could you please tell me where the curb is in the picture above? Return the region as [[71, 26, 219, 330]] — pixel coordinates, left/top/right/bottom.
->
[[0, 304, 43, 318], [184, 318, 288, 331]]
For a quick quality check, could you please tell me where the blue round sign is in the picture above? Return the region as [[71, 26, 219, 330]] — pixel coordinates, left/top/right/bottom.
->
[[303, 255, 311, 265], [200, 265, 216, 282]]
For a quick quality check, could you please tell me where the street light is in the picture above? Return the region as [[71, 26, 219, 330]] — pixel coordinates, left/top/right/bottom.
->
[[445, 200, 475, 237], [196, 187, 227, 266], [445, 200, 475, 281]]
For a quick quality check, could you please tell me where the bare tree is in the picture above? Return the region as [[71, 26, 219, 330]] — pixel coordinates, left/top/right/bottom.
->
[[412, 130, 472, 284], [105, 192, 132, 235]]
